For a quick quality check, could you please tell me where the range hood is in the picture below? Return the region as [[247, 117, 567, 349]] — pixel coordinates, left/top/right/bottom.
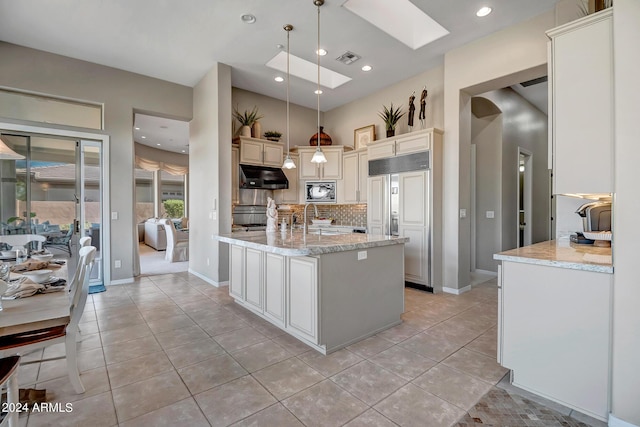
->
[[239, 164, 289, 190]]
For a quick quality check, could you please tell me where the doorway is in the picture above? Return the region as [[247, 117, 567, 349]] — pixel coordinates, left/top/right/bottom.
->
[[518, 148, 533, 248], [0, 124, 109, 285]]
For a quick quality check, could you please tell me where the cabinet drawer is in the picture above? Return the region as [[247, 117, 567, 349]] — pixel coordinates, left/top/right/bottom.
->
[[396, 134, 430, 156], [368, 141, 395, 160]]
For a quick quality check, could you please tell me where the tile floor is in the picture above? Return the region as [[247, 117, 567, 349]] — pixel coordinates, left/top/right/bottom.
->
[[9, 272, 577, 426]]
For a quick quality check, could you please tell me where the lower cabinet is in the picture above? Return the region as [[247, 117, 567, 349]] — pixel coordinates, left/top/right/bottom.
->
[[286, 257, 318, 343], [229, 244, 244, 300], [264, 252, 286, 328], [244, 248, 263, 311]]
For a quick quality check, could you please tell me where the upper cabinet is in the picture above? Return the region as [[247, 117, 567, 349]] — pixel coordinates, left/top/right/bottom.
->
[[547, 9, 613, 195], [297, 146, 344, 180], [342, 149, 368, 203], [236, 136, 284, 167], [367, 131, 433, 161]]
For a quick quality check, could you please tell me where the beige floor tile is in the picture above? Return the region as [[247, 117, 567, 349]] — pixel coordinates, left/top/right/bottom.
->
[[145, 313, 196, 334], [369, 345, 437, 381], [112, 371, 191, 422], [298, 348, 363, 377], [375, 383, 465, 427], [283, 379, 368, 427], [413, 364, 493, 410], [199, 314, 250, 336], [178, 354, 247, 394], [271, 333, 315, 355], [139, 304, 185, 321], [249, 318, 288, 338], [164, 338, 226, 369], [95, 303, 138, 320], [17, 363, 40, 388], [231, 340, 293, 373], [107, 351, 174, 389], [37, 347, 105, 383], [99, 323, 153, 346], [119, 397, 209, 427], [229, 403, 304, 427], [213, 326, 268, 353], [343, 409, 398, 427], [253, 358, 324, 400], [399, 331, 463, 362], [103, 334, 162, 365], [424, 319, 483, 347], [36, 366, 111, 404], [27, 390, 117, 427], [331, 360, 407, 406], [375, 323, 421, 344], [77, 321, 99, 335], [465, 329, 498, 358], [195, 376, 276, 427], [442, 347, 509, 384], [400, 310, 443, 330], [153, 324, 210, 350], [97, 311, 146, 332], [346, 335, 394, 359]]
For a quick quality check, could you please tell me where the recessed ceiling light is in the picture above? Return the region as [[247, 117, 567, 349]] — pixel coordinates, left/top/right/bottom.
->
[[141, 136, 146, 139], [134, 127, 140, 130], [314, 89, 323, 95], [476, 6, 492, 17], [182, 150, 186, 153], [361, 65, 372, 72], [240, 14, 256, 24], [274, 76, 284, 82], [156, 143, 161, 146], [316, 49, 327, 56], [276, 44, 284, 50]]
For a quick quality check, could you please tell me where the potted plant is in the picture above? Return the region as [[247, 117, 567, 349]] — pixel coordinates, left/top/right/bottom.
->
[[263, 131, 282, 142], [233, 106, 263, 137], [378, 103, 405, 138]]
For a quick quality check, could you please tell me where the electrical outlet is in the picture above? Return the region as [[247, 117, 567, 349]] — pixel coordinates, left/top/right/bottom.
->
[[486, 211, 495, 218], [460, 209, 467, 218], [114, 260, 121, 268], [357, 251, 367, 260]]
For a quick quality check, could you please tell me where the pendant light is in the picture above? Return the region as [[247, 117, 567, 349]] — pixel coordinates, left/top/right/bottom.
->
[[310, 0, 327, 164], [282, 24, 296, 169], [0, 136, 25, 160]]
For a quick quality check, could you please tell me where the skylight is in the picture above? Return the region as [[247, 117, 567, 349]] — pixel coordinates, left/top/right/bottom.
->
[[266, 51, 351, 90], [342, 0, 450, 50]]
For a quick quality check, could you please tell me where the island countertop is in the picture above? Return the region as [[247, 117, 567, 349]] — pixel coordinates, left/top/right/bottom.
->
[[494, 240, 613, 274], [215, 231, 408, 256]]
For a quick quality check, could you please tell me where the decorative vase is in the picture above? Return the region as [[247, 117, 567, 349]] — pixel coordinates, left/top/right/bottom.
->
[[240, 125, 251, 137], [309, 126, 333, 146], [386, 129, 395, 138], [252, 121, 262, 139]]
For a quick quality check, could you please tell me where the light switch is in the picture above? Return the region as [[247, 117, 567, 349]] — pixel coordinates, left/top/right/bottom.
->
[[486, 211, 495, 218], [357, 251, 367, 260], [459, 209, 467, 219], [111, 211, 118, 220]]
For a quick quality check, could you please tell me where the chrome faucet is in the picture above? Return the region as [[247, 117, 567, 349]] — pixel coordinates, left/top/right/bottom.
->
[[303, 202, 319, 234]]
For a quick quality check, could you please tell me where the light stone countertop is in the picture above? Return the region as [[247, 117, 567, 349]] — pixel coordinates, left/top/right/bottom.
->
[[215, 230, 408, 256], [494, 240, 613, 274]]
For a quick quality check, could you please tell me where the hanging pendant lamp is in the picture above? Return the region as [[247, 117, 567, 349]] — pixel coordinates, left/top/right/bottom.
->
[[310, 0, 327, 164], [0, 136, 25, 160], [282, 24, 297, 169]]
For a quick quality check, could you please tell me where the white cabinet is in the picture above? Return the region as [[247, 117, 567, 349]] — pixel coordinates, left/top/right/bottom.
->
[[232, 145, 239, 205], [499, 260, 612, 421], [342, 150, 368, 203], [264, 253, 286, 328], [399, 170, 428, 285], [244, 248, 263, 312], [367, 132, 432, 161], [298, 146, 343, 180], [367, 175, 386, 236], [237, 136, 284, 167], [547, 9, 613, 194], [275, 153, 299, 204], [286, 256, 318, 343], [229, 244, 244, 300]]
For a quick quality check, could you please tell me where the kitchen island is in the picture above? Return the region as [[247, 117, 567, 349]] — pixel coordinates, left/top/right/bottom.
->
[[215, 231, 408, 354], [494, 240, 613, 421]]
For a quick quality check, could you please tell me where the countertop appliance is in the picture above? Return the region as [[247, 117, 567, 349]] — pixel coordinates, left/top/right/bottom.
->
[[570, 201, 612, 244], [368, 151, 432, 292], [232, 205, 267, 232]]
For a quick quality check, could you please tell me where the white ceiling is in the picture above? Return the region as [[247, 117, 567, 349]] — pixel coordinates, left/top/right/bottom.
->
[[133, 114, 190, 154], [0, 0, 558, 153]]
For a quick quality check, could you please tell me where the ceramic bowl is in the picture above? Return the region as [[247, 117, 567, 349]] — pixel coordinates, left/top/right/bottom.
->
[[31, 253, 54, 261], [22, 269, 53, 284]]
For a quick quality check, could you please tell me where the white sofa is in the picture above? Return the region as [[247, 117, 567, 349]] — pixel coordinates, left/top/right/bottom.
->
[[144, 219, 167, 251]]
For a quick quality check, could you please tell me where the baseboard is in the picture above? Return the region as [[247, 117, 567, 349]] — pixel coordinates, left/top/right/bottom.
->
[[473, 269, 498, 276], [443, 285, 471, 295], [609, 414, 639, 427], [187, 269, 228, 287], [109, 278, 134, 285]]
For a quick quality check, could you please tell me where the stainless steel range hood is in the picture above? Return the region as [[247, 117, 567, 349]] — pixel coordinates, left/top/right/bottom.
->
[[239, 164, 289, 190]]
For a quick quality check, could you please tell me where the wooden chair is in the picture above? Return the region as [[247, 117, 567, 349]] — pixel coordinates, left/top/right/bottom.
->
[[0, 356, 20, 427], [160, 219, 188, 262], [0, 234, 46, 252], [0, 246, 96, 394]]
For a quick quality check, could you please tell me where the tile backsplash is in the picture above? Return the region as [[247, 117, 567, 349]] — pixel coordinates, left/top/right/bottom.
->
[[277, 204, 367, 228]]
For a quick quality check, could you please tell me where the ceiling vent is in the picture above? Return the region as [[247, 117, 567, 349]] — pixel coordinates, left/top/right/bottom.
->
[[336, 51, 361, 65]]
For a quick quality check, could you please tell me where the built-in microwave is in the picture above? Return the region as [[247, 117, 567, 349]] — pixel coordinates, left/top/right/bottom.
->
[[305, 181, 337, 203]]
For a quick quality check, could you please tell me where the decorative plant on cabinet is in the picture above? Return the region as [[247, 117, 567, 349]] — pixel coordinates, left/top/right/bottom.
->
[[378, 103, 405, 138]]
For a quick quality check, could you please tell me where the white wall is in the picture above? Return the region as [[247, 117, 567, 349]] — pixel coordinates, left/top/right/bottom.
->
[[442, 11, 554, 290], [232, 88, 319, 148], [0, 42, 193, 282], [190, 63, 232, 284], [324, 66, 444, 147], [611, 0, 640, 425]]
